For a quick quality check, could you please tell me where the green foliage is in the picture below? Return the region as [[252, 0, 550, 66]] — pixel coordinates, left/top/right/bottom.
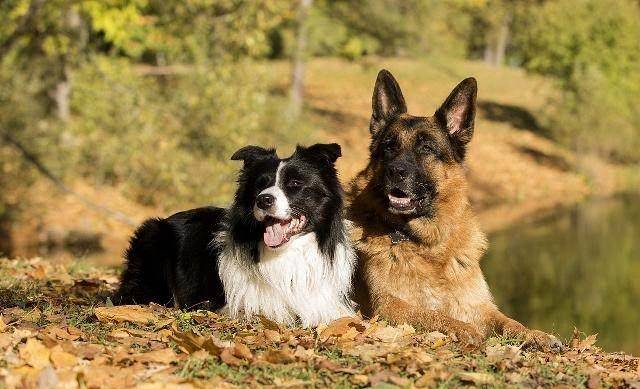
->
[[1, 0, 638, 223], [67, 56, 285, 207], [306, 0, 472, 59], [0, 0, 298, 212], [515, 0, 640, 161]]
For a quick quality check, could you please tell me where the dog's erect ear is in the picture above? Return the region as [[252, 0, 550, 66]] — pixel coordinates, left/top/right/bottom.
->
[[296, 143, 342, 165], [371, 69, 407, 135], [435, 77, 477, 159], [230, 145, 276, 164]]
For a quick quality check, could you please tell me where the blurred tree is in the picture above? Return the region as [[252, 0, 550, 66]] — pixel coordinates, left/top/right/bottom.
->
[[0, 0, 295, 213], [514, 0, 640, 161], [305, 0, 473, 59], [0, 0, 153, 121], [289, 0, 313, 119], [460, 0, 542, 66]]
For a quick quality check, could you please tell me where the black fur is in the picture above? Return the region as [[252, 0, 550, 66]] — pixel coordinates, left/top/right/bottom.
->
[[114, 143, 346, 311], [114, 207, 227, 310]]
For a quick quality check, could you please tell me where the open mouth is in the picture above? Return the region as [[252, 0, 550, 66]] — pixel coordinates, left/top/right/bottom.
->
[[263, 215, 306, 248], [387, 189, 418, 212]]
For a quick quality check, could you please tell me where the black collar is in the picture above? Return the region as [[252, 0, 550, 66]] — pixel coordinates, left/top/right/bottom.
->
[[389, 230, 410, 245]]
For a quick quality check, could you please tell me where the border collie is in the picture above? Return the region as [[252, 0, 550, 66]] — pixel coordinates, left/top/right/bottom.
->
[[114, 143, 356, 327]]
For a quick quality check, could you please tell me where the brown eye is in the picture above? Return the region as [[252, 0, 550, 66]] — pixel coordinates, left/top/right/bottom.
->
[[382, 138, 397, 153], [418, 143, 433, 155]]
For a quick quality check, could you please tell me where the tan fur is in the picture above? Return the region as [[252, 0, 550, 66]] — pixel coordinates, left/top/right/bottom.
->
[[347, 118, 561, 350]]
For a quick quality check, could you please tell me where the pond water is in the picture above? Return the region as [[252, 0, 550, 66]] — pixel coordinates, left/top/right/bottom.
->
[[483, 194, 640, 355]]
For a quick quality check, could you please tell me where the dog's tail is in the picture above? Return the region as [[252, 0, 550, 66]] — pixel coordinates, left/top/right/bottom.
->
[[113, 218, 176, 306]]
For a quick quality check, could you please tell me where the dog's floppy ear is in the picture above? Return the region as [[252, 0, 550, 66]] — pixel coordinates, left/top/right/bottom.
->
[[296, 143, 342, 165], [371, 69, 407, 135], [435, 77, 477, 159], [230, 145, 276, 164]]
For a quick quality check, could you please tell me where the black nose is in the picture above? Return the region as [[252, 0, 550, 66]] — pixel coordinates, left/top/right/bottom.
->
[[256, 193, 275, 210], [388, 163, 410, 182]]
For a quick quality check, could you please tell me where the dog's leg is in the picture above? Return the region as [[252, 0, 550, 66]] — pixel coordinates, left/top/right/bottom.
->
[[374, 294, 483, 346], [486, 310, 563, 351]]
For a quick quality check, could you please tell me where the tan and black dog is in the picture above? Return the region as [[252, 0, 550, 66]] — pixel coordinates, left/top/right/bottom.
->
[[347, 69, 561, 349]]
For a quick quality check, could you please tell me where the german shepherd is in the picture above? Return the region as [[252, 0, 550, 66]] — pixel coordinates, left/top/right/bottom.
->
[[346, 69, 561, 349]]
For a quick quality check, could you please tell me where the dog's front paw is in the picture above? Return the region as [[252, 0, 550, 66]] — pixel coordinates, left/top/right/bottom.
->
[[526, 330, 564, 352], [447, 323, 484, 347]]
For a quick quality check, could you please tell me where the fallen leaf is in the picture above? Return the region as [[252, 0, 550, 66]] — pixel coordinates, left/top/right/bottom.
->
[[369, 370, 402, 386], [153, 318, 176, 331], [131, 348, 177, 364], [72, 343, 104, 360], [2, 307, 25, 324], [0, 333, 12, 349], [319, 317, 365, 342], [20, 338, 51, 369], [578, 334, 598, 352], [389, 375, 411, 386], [171, 330, 206, 354], [201, 336, 226, 356], [264, 348, 295, 364], [190, 350, 211, 360], [50, 346, 78, 368], [344, 342, 404, 361], [170, 329, 227, 356], [95, 305, 158, 324], [369, 324, 415, 342], [21, 307, 42, 323], [413, 349, 435, 364], [220, 348, 243, 366], [587, 373, 602, 389], [258, 315, 281, 331], [485, 344, 521, 364], [505, 372, 524, 384], [108, 328, 132, 339], [316, 359, 341, 371], [263, 329, 282, 343], [29, 265, 46, 280], [37, 366, 59, 388], [232, 343, 253, 361], [351, 375, 369, 385], [415, 371, 438, 387], [458, 371, 496, 385], [46, 325, 82, 341]]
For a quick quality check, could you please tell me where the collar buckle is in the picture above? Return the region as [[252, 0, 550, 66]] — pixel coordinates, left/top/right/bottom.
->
[[389, 230, 409, 245]]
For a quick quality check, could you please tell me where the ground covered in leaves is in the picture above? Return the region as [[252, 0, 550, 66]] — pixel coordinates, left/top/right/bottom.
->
[[0, 258, 638, 388]]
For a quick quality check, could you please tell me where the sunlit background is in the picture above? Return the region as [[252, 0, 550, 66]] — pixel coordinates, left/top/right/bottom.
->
[[1, 0, 639, 354]]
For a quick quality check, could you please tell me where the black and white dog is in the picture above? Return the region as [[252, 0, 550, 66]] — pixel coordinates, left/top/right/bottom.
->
[[114, 143, 356, 327]]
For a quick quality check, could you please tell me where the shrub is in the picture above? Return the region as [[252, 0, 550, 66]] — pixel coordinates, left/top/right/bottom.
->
[[515, 0, 640, 162]]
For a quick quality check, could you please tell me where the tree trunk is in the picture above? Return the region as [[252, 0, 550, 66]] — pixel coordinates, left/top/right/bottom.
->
[[494, 11, 512, 66], [483, 11, 512, 67], [289, 0, 313, 119], [483, 39, 497, 65], [52, 65, 71, 122], [50, 7, 85, 123]]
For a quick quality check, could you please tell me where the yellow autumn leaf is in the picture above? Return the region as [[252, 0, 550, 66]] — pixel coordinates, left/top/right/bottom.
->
[[20, 338, 51, 369], [94, 305, 158, 324], [50, 346, 78, 368]]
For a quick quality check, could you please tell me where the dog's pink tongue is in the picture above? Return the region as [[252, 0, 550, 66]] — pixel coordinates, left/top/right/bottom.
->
[[264, 223, 286, 247]]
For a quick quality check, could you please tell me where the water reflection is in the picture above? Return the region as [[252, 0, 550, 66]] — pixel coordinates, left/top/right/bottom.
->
[[483, 194, 640, 355]]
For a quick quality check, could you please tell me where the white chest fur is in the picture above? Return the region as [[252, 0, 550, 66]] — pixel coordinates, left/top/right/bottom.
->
[[217, 232, 356, 327]]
